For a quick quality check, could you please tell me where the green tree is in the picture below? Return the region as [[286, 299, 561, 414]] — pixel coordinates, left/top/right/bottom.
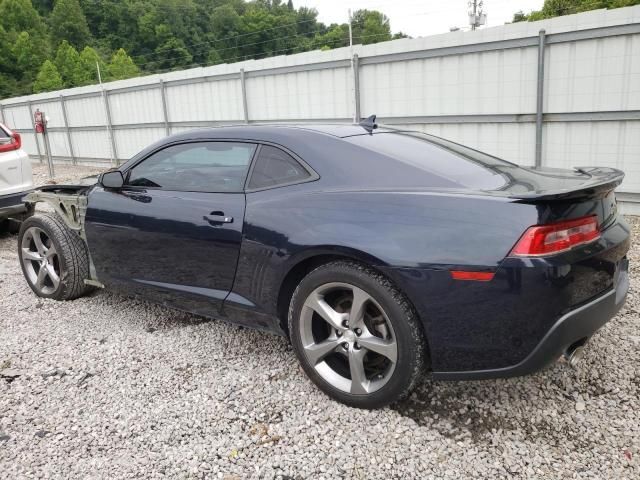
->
[[313, 24, 348, 50], [77, 46, 106, 85], [153, 37, 193, 70], [13, 31, 48, 81], [513, 0, 640, 22], [54, 40, 82, 87], [352, 10, 392, 45], [32, 0, 54, 16], [49, 0, 92, 49], [0, 0, 406, 98], [33, 59, 63, 92], [0, 0, 44, 32], [108, 48, 139, 80], [0, 26, 16, 75], [206, 48, 222, 65]]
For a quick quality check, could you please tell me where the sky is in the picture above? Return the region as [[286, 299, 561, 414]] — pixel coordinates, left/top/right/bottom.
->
[[293, 0, 545, 38]]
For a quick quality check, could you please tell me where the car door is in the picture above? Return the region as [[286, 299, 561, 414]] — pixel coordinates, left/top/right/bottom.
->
[[85, 140, 256, 316]]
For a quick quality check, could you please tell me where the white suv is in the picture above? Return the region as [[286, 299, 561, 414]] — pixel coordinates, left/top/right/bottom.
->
[[0, 123, 33, 230]]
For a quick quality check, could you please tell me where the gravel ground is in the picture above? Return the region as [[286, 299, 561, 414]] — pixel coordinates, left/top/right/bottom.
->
[[0, 164, 638, 479]]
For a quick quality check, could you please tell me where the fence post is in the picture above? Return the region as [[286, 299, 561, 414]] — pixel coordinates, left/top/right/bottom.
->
[[59, 94, 76, 165], [240, 68, 249, 124], [535, 29, 546, 168], [0, 103, 4, 124], [101, 89, 118, 165], [159, 79, 170, 136], [353, 53, 361, 123], [27, 101, 44, 164]]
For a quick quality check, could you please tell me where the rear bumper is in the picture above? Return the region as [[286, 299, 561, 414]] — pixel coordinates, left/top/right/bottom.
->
[[0, 190, 31, 219], [432, 257, 629, 381]]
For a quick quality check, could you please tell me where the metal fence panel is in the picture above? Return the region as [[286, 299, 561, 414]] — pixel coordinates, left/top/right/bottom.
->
[[246, 67, 352, 120], [109, 88, 164, 125], [113, 127, 166, 160], [2, 104, 32, 129], [166, 78, 243, 122], [64, 96, 107, 127], [72, 130, 112, 159], [545, 34, 640, 113]]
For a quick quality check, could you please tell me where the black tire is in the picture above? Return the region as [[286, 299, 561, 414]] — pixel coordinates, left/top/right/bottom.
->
[[18, 213, 93, 300], [288, 260, 427, 409]]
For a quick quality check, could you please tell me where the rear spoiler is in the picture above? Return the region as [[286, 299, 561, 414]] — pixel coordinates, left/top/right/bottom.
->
[[509, 167, 624, 201]]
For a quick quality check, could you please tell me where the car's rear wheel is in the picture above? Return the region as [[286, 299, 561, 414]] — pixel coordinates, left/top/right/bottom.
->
[[18, 213, 93, 300], [289, 261, 427, 408]]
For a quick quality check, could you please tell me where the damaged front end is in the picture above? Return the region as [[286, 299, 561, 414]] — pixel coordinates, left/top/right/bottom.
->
[[23, 185, 103, 288]]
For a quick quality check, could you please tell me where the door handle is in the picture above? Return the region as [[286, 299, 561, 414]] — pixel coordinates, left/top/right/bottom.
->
[[203, 212, 233, 224]]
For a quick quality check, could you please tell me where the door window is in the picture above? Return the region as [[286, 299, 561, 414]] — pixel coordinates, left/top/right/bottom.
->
[[127, 142, 256, 193], [247, 145, 312, 190]]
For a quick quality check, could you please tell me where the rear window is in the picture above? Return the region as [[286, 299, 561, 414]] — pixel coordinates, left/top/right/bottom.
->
[[346, 132, 514, 190]]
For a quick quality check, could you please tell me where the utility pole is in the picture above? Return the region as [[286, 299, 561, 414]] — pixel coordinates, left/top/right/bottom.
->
[[348, 9, 354, 49], [469, 0, 486, 31], [348, 9, 357, 123]]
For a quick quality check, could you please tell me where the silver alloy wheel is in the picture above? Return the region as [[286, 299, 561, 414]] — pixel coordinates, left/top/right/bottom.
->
[[300, 282, 398, 395], [20, 226, 61, 295]]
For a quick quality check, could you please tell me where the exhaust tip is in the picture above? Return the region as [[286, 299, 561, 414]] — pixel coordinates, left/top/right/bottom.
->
[[564, 345, 585, 367]]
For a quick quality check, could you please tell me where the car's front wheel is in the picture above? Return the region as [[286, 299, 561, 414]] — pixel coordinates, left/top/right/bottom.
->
[[18, 213, 93, 300], [289, 261, 427, 408]]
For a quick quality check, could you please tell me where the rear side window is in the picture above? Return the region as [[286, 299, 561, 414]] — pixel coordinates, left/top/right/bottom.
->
[[127, 142, 256, 193], [247, 145, 311, 190]]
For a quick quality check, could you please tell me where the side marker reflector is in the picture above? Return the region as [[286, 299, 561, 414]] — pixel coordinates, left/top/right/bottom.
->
[[450, 271, 495, 282]]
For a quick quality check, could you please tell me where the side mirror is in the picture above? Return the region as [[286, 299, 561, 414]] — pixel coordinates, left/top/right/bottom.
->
[[100, 170, 124, 189]]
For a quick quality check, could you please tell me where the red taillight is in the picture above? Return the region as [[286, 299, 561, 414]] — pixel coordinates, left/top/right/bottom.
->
[[510, 215, 600, 257], [0, 132, 21, 153]]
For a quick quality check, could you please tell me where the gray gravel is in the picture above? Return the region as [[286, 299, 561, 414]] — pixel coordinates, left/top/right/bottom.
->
[[0, 165, 638, 479]]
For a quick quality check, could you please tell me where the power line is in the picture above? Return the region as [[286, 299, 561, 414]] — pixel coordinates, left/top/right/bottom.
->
[[133, 26, 333, 69], [128, 18, 321, 62]]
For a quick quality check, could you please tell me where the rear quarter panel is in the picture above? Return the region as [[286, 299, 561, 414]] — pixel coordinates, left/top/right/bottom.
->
[[232, 185, 538, 331]]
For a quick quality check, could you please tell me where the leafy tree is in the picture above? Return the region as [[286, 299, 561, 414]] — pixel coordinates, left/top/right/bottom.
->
[[14, 32, 48, 77], [54, 40, 82, 87], [0, 73, 18, 98], [33, 59, 63, 92], [0, 0, 44, 32], [0, 25, 17, 75], [352, 10, 392, 45], [0, 0, 405, 98], [206, 48, 222, 64], [108, 48, 140, 80], [153, 37, 193, 70], [313, 25, 348, 50], [513, 0, 640, 21], [209, 4, 243, 61], [49, 0, 92, 49], [77, 46, 106, 85], [32, 0, 54, 16]]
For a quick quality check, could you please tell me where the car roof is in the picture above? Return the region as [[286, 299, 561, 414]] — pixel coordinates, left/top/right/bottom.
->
[[169, 123, 401, 140]]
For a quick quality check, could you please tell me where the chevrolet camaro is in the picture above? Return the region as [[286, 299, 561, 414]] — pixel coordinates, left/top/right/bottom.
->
[[17, 119, 630, 408]]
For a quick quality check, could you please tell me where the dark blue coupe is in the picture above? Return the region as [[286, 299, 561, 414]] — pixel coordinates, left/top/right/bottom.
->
[[18, 120, 630, 408]]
